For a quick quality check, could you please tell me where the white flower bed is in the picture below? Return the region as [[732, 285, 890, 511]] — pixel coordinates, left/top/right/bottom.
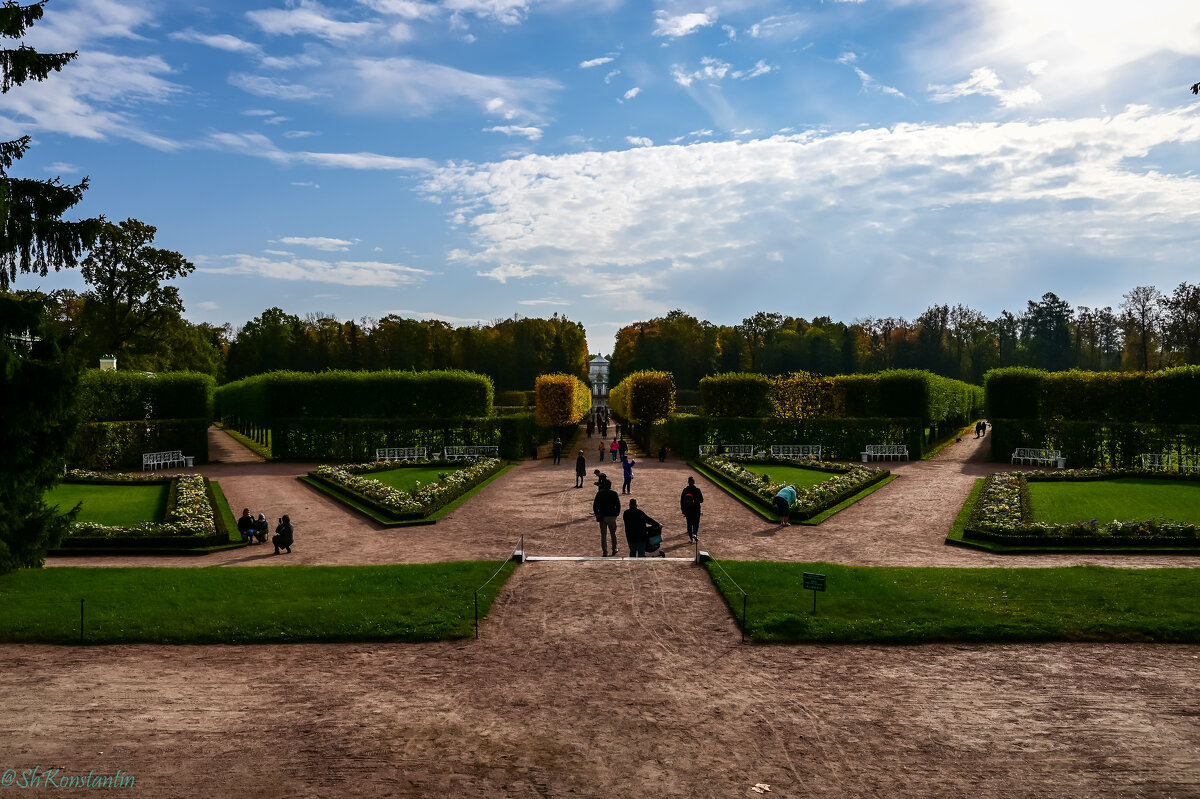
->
[[313, 458, 503, 518], [701, 455, 887, 517], [70, 474, 218, 539]]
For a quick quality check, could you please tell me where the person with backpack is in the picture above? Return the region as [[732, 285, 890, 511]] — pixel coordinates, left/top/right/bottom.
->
[[592, 480, 622, 557], [622, 498, 660, 558], [680, 476, 704, 542]]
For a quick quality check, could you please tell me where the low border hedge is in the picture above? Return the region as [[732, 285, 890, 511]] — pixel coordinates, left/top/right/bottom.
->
[[694, 455, 890, 520]]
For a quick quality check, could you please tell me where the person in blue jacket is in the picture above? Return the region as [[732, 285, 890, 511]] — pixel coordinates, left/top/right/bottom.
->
[[773, 484, 797, 527]]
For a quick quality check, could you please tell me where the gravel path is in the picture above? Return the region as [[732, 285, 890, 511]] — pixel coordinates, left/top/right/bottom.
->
[[49, 430, 1200, 569]]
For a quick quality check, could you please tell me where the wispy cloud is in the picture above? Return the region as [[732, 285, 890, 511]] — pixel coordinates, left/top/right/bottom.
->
[[229, 73, 326, 100], [207, 131, 435, 171], [485, 124, 544, 140], [653, 9, 715, 38], [277, 236, 356, 251], [623, 87, 641, 100], [247, 1, 376, 41], [170, 28, 261, 54], [201, 253, 431, 287], [580, 56, 615, 69], [929, 67, 1042, 108]]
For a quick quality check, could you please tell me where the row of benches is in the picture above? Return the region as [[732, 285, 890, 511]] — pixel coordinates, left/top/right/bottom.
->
[[1010, 449, 1200, 470], [142, 450, 194, 470], [375, 446, 499, 461], [697, 444, 910, 462]]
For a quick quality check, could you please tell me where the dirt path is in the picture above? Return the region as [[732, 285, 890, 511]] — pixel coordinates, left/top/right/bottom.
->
[[50, 432, 1199, 569], [3, 562, 1198, 797]]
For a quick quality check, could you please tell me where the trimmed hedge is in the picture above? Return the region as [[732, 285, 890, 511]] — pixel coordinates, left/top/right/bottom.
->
[[987, 366, 1200, 424], [71, 419, 210, 470], [654, 414, 923, 460], [268, 417, 503, 461], [837, 369, 981, 435], [496, 390, 536, 407], [699, 373, 772, 417], [534, 374, 592, 427], [216, 370, 494, 423], [77, 370, 215, 422], [609, 370, 675, 425]]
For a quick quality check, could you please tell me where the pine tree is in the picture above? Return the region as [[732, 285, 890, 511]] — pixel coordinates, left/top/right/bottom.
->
[[0, 1, 99, 571]]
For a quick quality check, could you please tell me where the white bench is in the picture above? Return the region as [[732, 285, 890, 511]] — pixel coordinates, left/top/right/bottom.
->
[[1011, 448, 1064, 468], [770, 444, 821, 461], [1139, 453, 1200, 472], [444, 445, 499, 460], [143, 450, 190, 470], [861, 444, 908, 462], [376, 447, 427, 462], [699, 444, 756, 458]]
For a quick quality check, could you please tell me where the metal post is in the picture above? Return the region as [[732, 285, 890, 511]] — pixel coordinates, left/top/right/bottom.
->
[[812, 589, 817, 614], [474, 590, 479, 639], [80, 598, 84, 644]]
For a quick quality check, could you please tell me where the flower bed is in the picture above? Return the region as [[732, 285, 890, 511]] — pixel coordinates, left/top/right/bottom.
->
[[698, 455, 889, 520], [309, 458, 504, 521], [60, 472, 225, 547], [965, 471, 1200, 545]]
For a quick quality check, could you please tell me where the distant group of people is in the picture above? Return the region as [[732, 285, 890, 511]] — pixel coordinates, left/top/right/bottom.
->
[[975, 420, 989, 438], [237, 508, 295, 554], [585, 408, 611, 439]]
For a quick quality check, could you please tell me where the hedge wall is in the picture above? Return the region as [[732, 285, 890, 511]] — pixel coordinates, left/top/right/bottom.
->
[[699, 373, 772, 417], [837, 369, 981, 435], [609, 370, 676, 426], [215, 369, 494, 424], [269, 417, 508, 461], [654, 414, 923, 461], [986, 366, 1200, 424], [988, 419, 1200, 469], [76, 370, 215, 422], [534, 374, 592, 427], [70, 419, 210, 470]]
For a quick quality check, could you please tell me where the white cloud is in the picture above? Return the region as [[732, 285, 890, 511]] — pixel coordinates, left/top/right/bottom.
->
[[580, 56, 615, 69], [170, 28, 261, 54], [722, 24, 736, 40], [242, 109, 275, 116], [485, 124, 544, 140], [420, 108, 1200, 308], [283, 130, 319, 138], [732, 60, 774, 80], [230, 73, 326, 100], [278, 236, 356, 251], [1026, 60, 1049, 76], [202, 253, 431, 287], [207, 131, 435, 171], [653, 9, 715, 38], [929, 67, 1041, 108], [624, 136, 653, 147], [22, 0, 155, 51], [672, 57, 730, 87], [443, 0, 533, 25], [291, 181, 320, 188], [518, 298, 570, 306], [604, 69, 621, 84], [358, 0, 441, 20], [45, 161, 78, 174], [747, 13, 807, 40], [194, 301, 220, 311], [259, 52, 323, 70], [623, 87, 641, 100], [247, 1, 376, 41]]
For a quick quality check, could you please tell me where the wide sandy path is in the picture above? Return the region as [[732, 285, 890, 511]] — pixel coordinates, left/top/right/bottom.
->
[[3, 561, 1197, 797], [50, 431, 1199, 568]]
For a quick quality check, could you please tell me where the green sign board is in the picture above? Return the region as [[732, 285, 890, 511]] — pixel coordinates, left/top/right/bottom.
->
[[803, 572, 826, 592]]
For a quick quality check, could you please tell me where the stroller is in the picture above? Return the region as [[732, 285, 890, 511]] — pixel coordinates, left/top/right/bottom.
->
[[645, 523, 665, 558]]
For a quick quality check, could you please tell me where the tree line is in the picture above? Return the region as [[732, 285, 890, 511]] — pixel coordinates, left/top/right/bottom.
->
[[608, 286, 1200, 389]]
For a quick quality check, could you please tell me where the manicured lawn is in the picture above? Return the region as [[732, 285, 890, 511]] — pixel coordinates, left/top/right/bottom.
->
[[738, 463, 832, 490], [706, 560, 1200, 644], [44, 483, 169, 526], [0, 562, 516, 644], [364, 464, 468, 493], [1029, 478, 1200, 525]]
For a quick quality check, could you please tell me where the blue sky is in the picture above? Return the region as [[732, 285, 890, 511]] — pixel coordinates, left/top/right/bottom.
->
[[5, 0, 1200, 355]]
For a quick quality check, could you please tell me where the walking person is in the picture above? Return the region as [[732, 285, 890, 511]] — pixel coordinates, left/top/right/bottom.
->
[[773, 484, 797, 527], [680, 477, 703, 542], [593, 480, 622, 557], [621, 455, 636, 494], [552, 437, 563, 465], [586, 417, 595, 438], [272, 514, 294, 554], [598, 441, 606, 463], [530, 434, 539, 459], [575, 450, 587, 488], [617, 438, 628, 461], [593, 469, 612, 491], [622, 498, 660, 558], [610, 438, 619, 462]]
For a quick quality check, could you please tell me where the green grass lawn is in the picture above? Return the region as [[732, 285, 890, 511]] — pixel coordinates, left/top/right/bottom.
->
[[44, 483, 169, 526], [738, 463, 832, 490], [706, 560, 1200, 643], [364, 464, 468, 493], [1029, 478, 1200, 525], [0, 562, 516, 644]]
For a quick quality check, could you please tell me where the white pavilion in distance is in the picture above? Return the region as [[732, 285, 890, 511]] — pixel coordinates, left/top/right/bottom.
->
[[588, 354, 609, 410]]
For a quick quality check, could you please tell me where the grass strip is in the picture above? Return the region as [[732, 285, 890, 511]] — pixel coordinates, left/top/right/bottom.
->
[[690, 460, 892, 526], [705, 560, 1200, 644], [300, 463, 514, 527], [44, 483, 169, 526], [1028, 478, 1200, 525], [0, 562, 517, 644]]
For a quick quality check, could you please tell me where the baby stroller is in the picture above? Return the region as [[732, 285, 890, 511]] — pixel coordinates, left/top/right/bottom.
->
[[646, 523, 665, 558]]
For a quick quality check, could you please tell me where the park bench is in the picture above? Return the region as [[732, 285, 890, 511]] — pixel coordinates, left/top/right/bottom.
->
[[698, 444, 756, 458], [1011, 448, 1064, 468], [769, 444, 822, 461], [142, 450, 190, 470], [443, 445, 499, 460], [1139, 453, 1200, 472], [861, 444, 908, 462], [375, 447, 426, 462]]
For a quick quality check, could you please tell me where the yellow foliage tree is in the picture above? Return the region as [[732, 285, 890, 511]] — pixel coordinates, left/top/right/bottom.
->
[[534, 373, 592, 427]]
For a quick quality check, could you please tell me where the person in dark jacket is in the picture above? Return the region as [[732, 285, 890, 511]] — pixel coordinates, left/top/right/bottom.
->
[[622, 499, 660, 558], [593, 483, 622, 556], [680, 476, 704, 542], [593, 469, 612, 491], [237, 508, 255, 544], [272, 514, 294, 554], [552, 437, 563, 464], [617, 438, 628, 461], [254, 513, 269, 543], [575, 450, 587, 487]]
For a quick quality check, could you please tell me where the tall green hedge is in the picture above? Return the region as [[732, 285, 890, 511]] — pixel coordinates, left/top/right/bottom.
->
[[534, 374, 592, 427], [609, 370, 675, 425], [77, 370, 214, 421], [268, 417, 503, 461], [837, 370, 981, 433], [216, 370, 494, 424], [70, 420, 211, 470], [699, 373, 772, 417]]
